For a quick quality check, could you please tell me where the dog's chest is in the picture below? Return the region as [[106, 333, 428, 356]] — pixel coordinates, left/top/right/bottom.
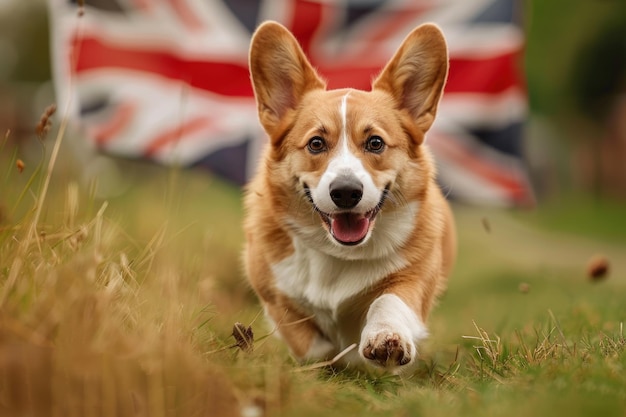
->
[[271, 239, 407, 320]]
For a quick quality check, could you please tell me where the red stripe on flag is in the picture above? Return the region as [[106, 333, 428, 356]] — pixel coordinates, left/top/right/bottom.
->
[[143, 116, 213, 157], [446, 51, 525, 94], [290, 0, 325, 54], [361, 7, 432, 44], [72, 35, 253, 97], [430, 133, 533, 206], [319, 65, 377, 90], [71, 33, 522, 97], [165, 0, 204, 31], [91, 102, 136, 145]]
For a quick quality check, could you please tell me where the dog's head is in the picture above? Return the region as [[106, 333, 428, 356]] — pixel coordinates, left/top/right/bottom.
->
[[249, 22, 448, 248]]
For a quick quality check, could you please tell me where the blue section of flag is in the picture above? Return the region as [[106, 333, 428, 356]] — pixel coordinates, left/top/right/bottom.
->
[[470, 0, 516, 25], [222, 0, 261, 33], [470, 122, 525, 158], [192, 139, 250, 186]]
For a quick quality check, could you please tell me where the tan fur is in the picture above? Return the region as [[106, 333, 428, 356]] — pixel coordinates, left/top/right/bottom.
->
[[245, 21, 456, 371]]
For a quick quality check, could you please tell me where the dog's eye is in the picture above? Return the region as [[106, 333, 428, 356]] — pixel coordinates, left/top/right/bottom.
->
[[365, 136, 385, 153], [307, 136, 327, 154]]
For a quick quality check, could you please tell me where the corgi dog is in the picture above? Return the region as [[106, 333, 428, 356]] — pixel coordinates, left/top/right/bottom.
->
[[244, 21, 456, 373]]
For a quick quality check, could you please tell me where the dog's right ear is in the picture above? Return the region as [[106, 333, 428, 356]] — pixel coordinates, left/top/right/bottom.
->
[[372, 24, 448, 144], [249, 21, 325, 144]]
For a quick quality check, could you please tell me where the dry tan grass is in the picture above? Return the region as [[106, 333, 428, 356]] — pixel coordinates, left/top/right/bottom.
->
[[0, 186, 242, 416], [0, 110, 249, 416]]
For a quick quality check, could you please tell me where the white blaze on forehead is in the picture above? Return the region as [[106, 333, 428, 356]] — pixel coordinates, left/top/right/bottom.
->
[[340, 92, 350, 152], [309, 91, 380, 214], [338, 92, 355, 163]]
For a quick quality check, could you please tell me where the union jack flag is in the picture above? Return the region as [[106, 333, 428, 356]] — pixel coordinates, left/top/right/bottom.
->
[[49, 0, 534, 206]]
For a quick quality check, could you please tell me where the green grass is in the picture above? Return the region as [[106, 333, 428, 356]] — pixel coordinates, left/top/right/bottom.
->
[[514, 195, 626, 244], [1, 135, 625, 416]]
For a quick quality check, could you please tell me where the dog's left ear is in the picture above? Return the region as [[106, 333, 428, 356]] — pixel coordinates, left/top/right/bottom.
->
[[373, 24, 448, 142], [249, 21, 326, 144]]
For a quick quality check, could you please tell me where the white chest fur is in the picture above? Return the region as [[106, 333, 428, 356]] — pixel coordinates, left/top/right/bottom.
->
[[271, 240, 408, 311], [270, 202, 418, 343]]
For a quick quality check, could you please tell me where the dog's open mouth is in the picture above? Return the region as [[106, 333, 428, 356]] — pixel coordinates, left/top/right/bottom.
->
[[304, 185, 389, 246], [321, 210, 378, 245]]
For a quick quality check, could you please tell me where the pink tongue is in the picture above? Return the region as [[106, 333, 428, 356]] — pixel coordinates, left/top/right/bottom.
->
[[331, 213, 370, 243]]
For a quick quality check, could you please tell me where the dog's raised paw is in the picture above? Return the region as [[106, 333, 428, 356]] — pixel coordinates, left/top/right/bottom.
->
[[361, 332, 413, 367]]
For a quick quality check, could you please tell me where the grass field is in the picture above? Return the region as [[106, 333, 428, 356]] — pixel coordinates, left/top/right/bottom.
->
[[1, 134, 625, 417]]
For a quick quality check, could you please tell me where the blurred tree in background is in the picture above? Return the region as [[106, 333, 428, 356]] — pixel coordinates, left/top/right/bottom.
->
[[525, 0, 626, 200], [569, 14, 626, 199], [1, 0, 625, 202], [0, 0, 50, 139], [2, 3, 50, 83]]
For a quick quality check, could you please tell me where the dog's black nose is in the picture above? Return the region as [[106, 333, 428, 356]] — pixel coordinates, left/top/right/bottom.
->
[[329, 177, 363, 209]]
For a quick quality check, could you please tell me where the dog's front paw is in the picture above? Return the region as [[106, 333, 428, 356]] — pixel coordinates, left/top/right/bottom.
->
[[360, 330, 415, 368], [359, 294, 427, 372]]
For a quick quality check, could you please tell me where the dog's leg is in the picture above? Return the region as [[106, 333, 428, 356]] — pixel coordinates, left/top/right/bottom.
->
[[358, 293, 428, 371], [265, 300, 335, 362], [245, 237, 336, 362]]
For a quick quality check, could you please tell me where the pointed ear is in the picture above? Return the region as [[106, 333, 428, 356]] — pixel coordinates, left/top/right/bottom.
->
[[249, 21, 325, 143], [372, 23, 448, 140]]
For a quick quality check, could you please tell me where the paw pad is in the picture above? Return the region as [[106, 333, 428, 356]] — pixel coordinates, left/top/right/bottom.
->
[[362, 333, 412, 367]]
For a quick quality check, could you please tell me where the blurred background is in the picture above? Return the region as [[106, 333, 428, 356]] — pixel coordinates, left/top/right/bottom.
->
[[0, 0, 625, 205], [0, 4, 625, 414]]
